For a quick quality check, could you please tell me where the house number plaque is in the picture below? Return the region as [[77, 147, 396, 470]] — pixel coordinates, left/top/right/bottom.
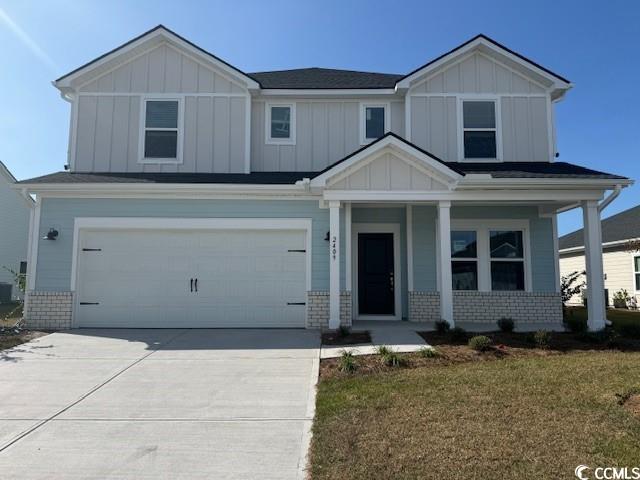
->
[[331, 235, 337, 260]]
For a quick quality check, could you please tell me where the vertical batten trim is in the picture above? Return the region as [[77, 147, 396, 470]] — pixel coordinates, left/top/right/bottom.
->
[[407, 204, 414, 291]]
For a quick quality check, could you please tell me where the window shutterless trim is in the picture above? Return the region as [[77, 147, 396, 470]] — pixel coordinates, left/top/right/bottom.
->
[[265, 102, 296, 145], [359, 102, 390, 145], [457, 97, 503, 162], [138, 96, 184, 164], [449, 219, 531, 292]]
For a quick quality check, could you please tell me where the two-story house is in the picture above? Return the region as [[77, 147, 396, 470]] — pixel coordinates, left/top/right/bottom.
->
[[18, 26, 632, 331]]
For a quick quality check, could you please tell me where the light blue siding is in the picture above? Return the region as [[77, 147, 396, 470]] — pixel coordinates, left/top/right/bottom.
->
[[412, 205, 556, 293], [35, 198, 330, 292], [352, 207, 408, 318], [412, 206, 438, 291]]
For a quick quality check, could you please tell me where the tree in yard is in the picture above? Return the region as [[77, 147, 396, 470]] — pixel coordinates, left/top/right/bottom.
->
[[1, 266, 26, 329], [561, 270, 585, 307]]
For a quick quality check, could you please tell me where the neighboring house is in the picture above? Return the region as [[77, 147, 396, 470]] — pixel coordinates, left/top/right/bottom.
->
[[17, 26, 633, 332], [0, 161, 32, 302], [560, 204, 640, 307]]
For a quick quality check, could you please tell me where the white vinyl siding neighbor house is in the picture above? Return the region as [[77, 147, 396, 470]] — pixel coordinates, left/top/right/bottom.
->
[[559, 204, 640, 307], [0, 162, 32, 301], [19, 26, 632, 332]]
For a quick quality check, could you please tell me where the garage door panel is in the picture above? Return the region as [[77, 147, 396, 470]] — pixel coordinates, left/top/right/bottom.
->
[[76, 228, 307, 328]]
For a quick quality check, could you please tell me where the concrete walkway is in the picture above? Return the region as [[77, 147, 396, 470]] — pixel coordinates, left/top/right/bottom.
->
[[0, 329, 320, 480], [320, 321, 430, 359]]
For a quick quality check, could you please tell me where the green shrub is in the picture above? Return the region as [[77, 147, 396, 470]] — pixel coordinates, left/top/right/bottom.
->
[[449, 326, 467, 342], [418, 346, 439, 358], [381, 350, 406, 367], [496, 317, 515, 333], [468, 335, 492, 352], [579, 328, 619, 346], [375, 345, 392, 356], [338, 325, 351, 337], [338, 350, 357, 373], [612, 289, 631, 309], [564, 315, 588, 333], [435, 320, 450, 334], [533, 330, 551, 349], [614, 319, 640, 338]]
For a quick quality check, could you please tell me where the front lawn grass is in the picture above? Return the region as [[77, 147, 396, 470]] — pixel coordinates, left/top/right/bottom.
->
[[310, 349, 640, 479]]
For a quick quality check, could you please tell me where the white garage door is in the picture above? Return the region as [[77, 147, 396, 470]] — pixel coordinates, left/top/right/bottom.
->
[[75, 229, 307, 328]]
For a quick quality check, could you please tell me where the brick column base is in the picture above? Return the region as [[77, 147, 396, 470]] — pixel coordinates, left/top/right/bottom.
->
[[307, 291, 352, 329], [24, 291, 73, 330]]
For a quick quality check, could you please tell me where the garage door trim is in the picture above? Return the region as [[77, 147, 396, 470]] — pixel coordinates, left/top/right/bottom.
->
[[70, 217, 312, 328]]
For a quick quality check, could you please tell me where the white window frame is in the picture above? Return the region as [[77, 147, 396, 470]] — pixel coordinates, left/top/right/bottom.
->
[[360, 102, 390, 145], [450, 230, 479, 291], [633, 255, 640, 294], [265, 102, 296, 145], [138, 96, 184, 164], [457, 97, 503, 162], [449, 219, 532, 292]]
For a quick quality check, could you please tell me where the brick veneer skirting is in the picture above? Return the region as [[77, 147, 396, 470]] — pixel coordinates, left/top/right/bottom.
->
[[408, 291, 563, 327], [409, 291, 441, 322], [307, 291, 352, 329], [24, 291, 73, 330]]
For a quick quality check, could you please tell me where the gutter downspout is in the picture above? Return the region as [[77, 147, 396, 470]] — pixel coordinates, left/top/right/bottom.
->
[[597, 184, 622, 213]]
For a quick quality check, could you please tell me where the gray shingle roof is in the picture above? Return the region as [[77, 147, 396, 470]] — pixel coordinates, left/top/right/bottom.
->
[[19, 162, 627, 186], [19, 171, 316, 185], [559, 204, 640, 250], [249, 68, 403, 89], [446, 161, 627, 180]]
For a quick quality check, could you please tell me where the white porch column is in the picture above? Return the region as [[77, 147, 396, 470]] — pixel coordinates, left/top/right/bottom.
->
[[582, 200, 606, 331], [437, 201, 454, 326], [329, 201, 341, 329]]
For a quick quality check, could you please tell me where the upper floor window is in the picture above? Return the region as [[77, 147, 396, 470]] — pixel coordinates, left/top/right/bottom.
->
[[140, 98, 182, 164], [461, 100, 498, 160], [266, 103, 296, 145], [360, 103, 389, 144]]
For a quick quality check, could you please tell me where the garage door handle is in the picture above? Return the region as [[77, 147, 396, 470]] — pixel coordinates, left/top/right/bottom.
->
[[194, 278, 198, 292], [190, 278, 193, 292], [287, 302, 306, 306]]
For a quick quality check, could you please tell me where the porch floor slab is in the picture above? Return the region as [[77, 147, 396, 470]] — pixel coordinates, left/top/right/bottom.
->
[[320, 321, 430, 359]]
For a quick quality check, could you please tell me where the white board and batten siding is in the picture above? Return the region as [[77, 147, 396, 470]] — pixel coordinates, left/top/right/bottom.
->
[[409, 52, 552, 162], [327, 152, 448, 191], [251, 100, 404, 172], [74, 44, 249, 174], [75, 228, 308, 328]]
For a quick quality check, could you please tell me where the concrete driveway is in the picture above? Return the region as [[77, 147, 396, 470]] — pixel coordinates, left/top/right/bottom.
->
[[0, 329, 320, 479]]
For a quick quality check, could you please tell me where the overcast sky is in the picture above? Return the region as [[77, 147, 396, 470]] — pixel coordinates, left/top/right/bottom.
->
[[1, 0, 638, 234]]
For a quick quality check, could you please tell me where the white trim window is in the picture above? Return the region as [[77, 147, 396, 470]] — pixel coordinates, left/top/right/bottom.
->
[[634, 255, 640, 292], [139, 97, 183, 164], [459, 99, 500, 161], [449, 220, 531, 292], [360, 103, 390, 144], [451, 230, 478, 290], [266, 103, 296, 145], [489, 230, 525, 291]]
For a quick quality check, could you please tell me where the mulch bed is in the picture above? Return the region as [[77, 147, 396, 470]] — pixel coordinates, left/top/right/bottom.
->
[[321, 330, 371, 346], [319, 330, 640, 379]]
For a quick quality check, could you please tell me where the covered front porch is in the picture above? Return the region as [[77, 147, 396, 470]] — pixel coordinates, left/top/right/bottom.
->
[[308, 134, 618, 332]]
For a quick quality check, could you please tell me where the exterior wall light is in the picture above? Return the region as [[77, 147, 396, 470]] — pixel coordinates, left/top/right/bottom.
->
[[43, 228, 59, 240]]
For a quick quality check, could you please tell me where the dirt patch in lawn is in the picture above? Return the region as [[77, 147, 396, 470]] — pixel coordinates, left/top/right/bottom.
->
[[622, 394, 640, 418], [321, 330, 371, 346], [319, 330, 640, 379]]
